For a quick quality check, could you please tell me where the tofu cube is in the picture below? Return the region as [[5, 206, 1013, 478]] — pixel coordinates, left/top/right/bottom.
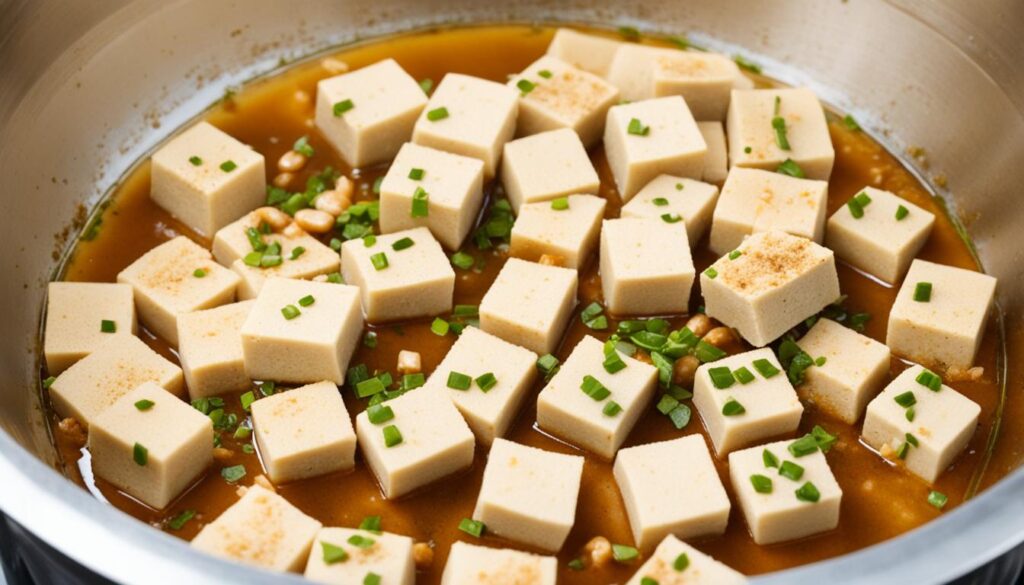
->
[[423, 326, 538, 444], [44, 282, 137, 375], [304, 527, 415, 585], [797, 318, 891, 424], [473, 438, 584, 552], [698, 121, 729, 183], [150, 121, 265, 237], [709, 167, 829, 256], [726, 88, 835, 180], [701, 231, 840, 347], [604, 96, 707, 201], [315, 58, 427, 168], [240, 278, 363, 385], [545, 28, 623, 77], [652, 51, 745, 121], [537, 335, 658, 458], [192, 484, 322, 572], [501, 128, 600, 213], [692, 348, 804, 456], [606, 44, 682, 102], [862, 365, 981, 482], [886, 259, 997, 369], [412, 73, 518, 177], [479, 258, 578, 355], [340, 227, 455, 322], [620, 175, 719, 245], [88, 382, 212, 509], [177, 300, 254, 399], [614, 435, 730, 549], [729, 439, 842, 544], [117, 236, 240, 345], [355, 387, 475, 498], [442, 541, 557, 585], [600, 217, 695, 316], [626, 534, 747, 585], [510, 194, 607, 269]]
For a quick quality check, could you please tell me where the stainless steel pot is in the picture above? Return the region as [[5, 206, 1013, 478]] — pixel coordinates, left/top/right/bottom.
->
[[1, 1, 1022, 583]]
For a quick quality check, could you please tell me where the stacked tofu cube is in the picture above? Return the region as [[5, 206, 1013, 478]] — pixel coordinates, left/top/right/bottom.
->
[[619, 175, 720, 245]]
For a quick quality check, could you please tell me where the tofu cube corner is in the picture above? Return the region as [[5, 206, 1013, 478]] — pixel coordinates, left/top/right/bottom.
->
[[44, 282, 136, 375]]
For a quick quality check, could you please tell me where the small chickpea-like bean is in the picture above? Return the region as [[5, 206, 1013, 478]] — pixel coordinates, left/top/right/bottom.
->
[[672, 354, 700, 387], [315, 189, 351, 216], [272, 172, 294, 189], [282, 222, 306, 238], [254, 206, 291, 231], [585, 536, 612, 568], [334, 175, 355, 200], [57, 417, 87, 448], [213, 447, 234, 462], [278, 150, 307, 173], [703, 326, 737, 348], [320, 57, 350, 74], [413, 542, 434, 569], [294, 209, 334, 234], [685, 313, 714, 338], [538, 253, 564, 267]]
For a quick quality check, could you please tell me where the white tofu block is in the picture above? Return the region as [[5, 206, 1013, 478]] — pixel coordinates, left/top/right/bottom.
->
[[423, 326, 538, 445], [44, 282, 137, 375], [826, 187, 936, 283], [177, 301, 253, 399], [729, 439, 842, 544], [693, 348, 804, 456], [479, 258, 578, 355], [606, 44, 681, 102], [600, 217, 695, 316], [604, 96, 707, 201], [49, 335, 183, 427], [304, 527, 415, 585], [88, 382, 212, 509], [626, 534, 747, 585], [150, 122, 265, 237], [652, 51, 745, 121], [501, 128, 600, 213], [614, 435, 730, 549], [412, 73, 518, 177], [545, 28, 623, 77], [315, 58, 427, 168], [473, 438, 584, 552], [117, 236, 240, 346], [701, 231, 840, 347], [537, 335, 658, 458], [340, 227, 455, 322], [620, 175, 719, 245], [510, 55, 620, 147], [192, 484, 322, 572], [708, 167, 829, 256], [726, 87, 835, 180], [240, 278, 363, 385], [510, 194, 606, 269], [355, 387, 475, 498], [378, 142, 485, 250], [797, 318, 891, 424], [887, 259, 997, 369], [698, 121, 729, 183], [862, 365, 981, 482], [442, 541, 557, 585]]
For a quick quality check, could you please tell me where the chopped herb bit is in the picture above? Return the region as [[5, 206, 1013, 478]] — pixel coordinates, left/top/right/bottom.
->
[[729, 250, 743, 260], [100, 320, 116, 333], [392, 237, 415, 251], [641, 578, 658, 585], [568, 558, 585, 571], [364, 573, 381, 585], [430, 317, 450, 336], [928, 490, 948, 509], [359, 515, 382, 533], [367, 404, 395, 424], [673, 552, 690, 572], [418, 78, 434, 94], [221, 464, 245, 483], [704, 267, 718, 279], [771, 97, 791, 150], [603, 348, 627, 374], [240, 390, 256, 412], [695, 340, 726, 363], [916, 369, 942, 391], [516, 78, 536, 95], [42, 376, 56, 389], [906, 406, 916, 422], [363, 234, 377, 247], [603, 400, 623, 417], [134, 399, 155, 411], [811, 425, 838, 453], [408, 167, 425, 180], [722, 398, 746, 416], [752, 358, 780, 378], [447, 371, 472, 391], [538, 69, 553, 79], [167, 509, 196, 531], [330, 238, 343, 252], [675, 182, 684, 191], [751, 474, 774, 494], [475, 372, 498, 392], [905, 432, 919, 448], [219, 160, 237, 173], [371, 176, 384, 195], [895, 442, 910, 460], [734, 366, 755, 385], [551, 196, 569, 210], [426, 107, 449, 121], [914, 281, 932, 302], [581, 375, 612, 401], [733, 54, 762, 74], [293, 135, 314, 157], [854, 191, 872, 207], [450, 251, 474, 270], [233, 426, 251, 440], [132, 442, 148, 466], [842, 114, 861, 131], [744, 146, 753, 154], [410, 186, 430, 218], [661, 213, 682, 224], [708, 366, 735, 389], [333, 99, 355, 116], [795, 481, 821, 502], [763, 449, 780, 468], [289, 246, 306, 260], [788, 435, 819, 457], [321, 541, 349, 564], [355, 377, 386, 398], [896, 205, 910, 221], [656, 394, 679, 415], [298, 295, 315, 307], [370, 252, 389, 271], [458, 518, 485, 537], [188, 155, 202, 166], [281, 304, 301, 320], [847, 198, 866, 219], [815, 356, 827, 367], [362, 331, 378, 348], [668, 404, 692, 429], [383, 424, 403, 447], [627, 117, 650, 136], [894, 391, 917, 407], [776, 158, 806, 178], [652, 197, 669, 206], [347, 534, 375, 549], [612, 544, 639, 563], [779, 460, 804, 481], [537, 354, 560, 380], [778, 339, 815, 385]]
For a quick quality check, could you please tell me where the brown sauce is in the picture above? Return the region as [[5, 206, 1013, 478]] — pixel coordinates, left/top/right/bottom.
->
[[48, 24, 1016, 582]]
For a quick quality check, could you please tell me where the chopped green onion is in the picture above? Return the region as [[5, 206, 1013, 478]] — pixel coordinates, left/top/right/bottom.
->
[[430, 317, 450, 336], [551, 196, 569, 210], [100, 320, 116, 333], [447, 371, 472, 391], [293, 135, 315, 157], [132, 442, 148, 466], [913, 282, 932, 302], [538, 69, 553, 79], [370, 252, 389, 271], [321, 541, 349, 564], [411, 187, 429, 218], [581, 375, 611, 401], [167, 509, 196, 530], [367, 404, 395, 424], [347, 534, 375, 549], [426, 107, 449, 121], [221, 464, 245, 483], [795, 481, 821, 502], [704, 267, 718, 279], [733, 54, 762, 74], [383, 425, 403, 447], [751, 474, 773, 494], [708, 366, 735, 389], [603, 349, 626, 374], [288, 246, 306, 260], [779, 460, 804, 481], [722, 398, 746, 416], [776, 158, 806, 178], [298, 295, 315, 307], [358, 515, 382, 533], [728, 250, 742, 260], [652, 197, 669, 206], [450, 251, 474, 270], [675, 182, 684, 191], [362, 331, 377, 348], [896, 205, 909, 220], [896, 442, 910, 460], [695, 340, 726, 363], [661, 213, 682, 224], [568, 558, 585, 571], [928, 490, 948, 509], [752, 358, 780, 378], [240, 390, 256, 412], [364, 573, 381, 585], [408, 167, 425, 180], [42, 376, 56, 389], [281, 304, 301, 320], [537, 354, 560, 380], [906, 406, 916, 422], [811, 425, 838, 453], [458, 518, 485, 537], [603, 401, 622, 417], [847, 198, 865, 219], [763, 449, 780, 468], [916, 369, 942, 391], [134, 399, 155, 411], [192, 268, 207, 278], [894, 391, 917, 407], [419, 78, 433, 94], [220, 160, 237, 172], [668, 404, 691, 429], [612, 544, 639, 563], [233, 426, 251, 440], [854, 191, 872, 207], [516, 78, 536, 95], [788, 435, 819, 457], [673, 552, 690, 572], [627, 118, 650, 136], [906, 433, 919, 447], [188, 155, 202, 166], [771, 97, 790, 150], [333, 99, 355, 116], [363, 234, 377, 247], [475, 372, 498, 392], [734, 366, 755, 384], [843, 114, 861, 131], [391, 237, 415, 251], [355, 377, 386, 398]]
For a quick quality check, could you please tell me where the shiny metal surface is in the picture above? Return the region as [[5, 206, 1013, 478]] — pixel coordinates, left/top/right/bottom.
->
[[0, 1, 1021, 583]]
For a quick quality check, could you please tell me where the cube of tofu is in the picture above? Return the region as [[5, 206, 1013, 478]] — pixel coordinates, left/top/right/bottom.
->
[[315, 58, 427, 168], [117, 236, 240, 346], [49, 335, 183, 426], [619, 175, 719, 245], [604, 96, 707, 201], [692, 348, 804, 456], [88, 382, 212, 509], [606, 44, 682, 102], [355, 387, 475, 498], [698, 121, 729, 183], [625, 534, 747, 585], [442, 541, 557, 585], [652, 51, 746, 121], [600, 218, 695, 316], [886, 259, 997, 369], [614, 435, 730, 549], [500, 128, 600, 213], [340, 227, 455, 322], [797, 318, 891, 424], [304, 527, 415, 585], [862, 365, 981, 482], [378, 142, 485, 250], [729, 439, 842, 544], [726, 88, 835, 180], [191, 484, 322, 572], [44, 282, 136, 375], [150, 121, 266, 237], [537, 335, 658, 458], [473, 438, 584, 552], [478, 258, 578, 355], [177, 301, 254, 399], [826, 187, 936, 283], [240, 278, 363, 384], [412, 73, 518, 177], [708, 167, 829, 256], [509, 55, 620, 146], [701, 231, 840, 347], [423, 326, 538, 444], [545, 28, 624, 77], [510, 194, 607, 269]]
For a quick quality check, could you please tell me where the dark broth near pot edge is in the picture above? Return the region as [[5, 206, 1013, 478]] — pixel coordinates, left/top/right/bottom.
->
[[50, 25, 1012, 582]]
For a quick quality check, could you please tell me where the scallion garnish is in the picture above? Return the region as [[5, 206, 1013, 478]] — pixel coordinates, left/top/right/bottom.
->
[[321, 541, 349, 564], [603, 401, 622, 417], [188, 156, 202, 166], [411, 186, 429, 218], [100, 320, 116, 333], [475, 372, 497, 392], [721, 398, 745, 416], [551, 196, 569, 210], [627, 118, 650, 136], [779, 460, 804, 481], [795, 481, 821, 502], [219, 160, 237, 173], [458, 518, 484, 537], [392, 237, 415, 251], [708, 366, 735, 389], [367, 404, 395, 424], [916, 369, 942, 392], [370, 252, 389, 271], [383, 425, 403, 447], [913, 281, 932, 302], [750, 474, 773, 494], [408, 168, 425, 180], [333, 99, 355, 116], [896, 205, 909, 221], [132, 442, 148, 466], [426, 107, 449, 121], [652, 197, 669, 206], [281, 304, 301, 320], [894, 391, 916, 407], [447, 371, 472, 391]]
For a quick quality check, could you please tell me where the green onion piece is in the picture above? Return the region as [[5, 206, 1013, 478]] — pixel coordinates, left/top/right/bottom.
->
[[568, 558, 585, 571], [733, 54, 762, 73], [627, 118, 650, 136], [391, 237, 415, 251], [358, 515, 382, 533], [675, 182, 684, 191], [928, 490, 948, 509], [233, 426, 251, 440], [815, 356, 827, 367], [721, 398, 746, 416], [411, 187, 429, 217], [132, 442, 148, 466], [447, 371, 472, 391], [363, 234, 377, 247], [776, 158, 806, 178], [906, 406, 916, 422], [788, 435, 819, 457], [537, 354, 560, 379], [894, 391, 917, 407], [551, 196, 569, 210], [673, 552, 690, 572], [854, 191, 872, 207], [192, 268, 207, 278], [362, 331, 377, 348], [367, 404, 395, 424], [364, 573, 381, 585], [383, 425, 403, 447], [913, 281, 932, 302], [752, 358, 780, 379], [452, 304, 478, 317], [795, 481, 821, 502], [450, 251, 474, 270], [321, 541, 349, 564], [355, 377, 386, 398], [694, 340, 726, 363], [603, 401, 622, 417], [896, 205, 909, 220], [298, 295, 315, 307], [458, 518, 484, 537], [134, 399, 155, 411], [516, 78, 536, 95], [811, 425, 838, 453], [333, 99, 355, 116], [744, 146, 753, 154], [842, 114, 861, 131], [370, 252, 389, 271], [641, 578, 658, 585], [617, 25, 641, 41], [661, 213, 682, 224], [896, 442, 910, 460], [916, 369, 942, 391], [656, 394, 679, 415], [219, 160, 237, 172], [100, 320, 116, 333], [734, 366, 755, 385], [42, 376, 56, 389], [668, 404, 691, 429], [408, 167, 425, 180], [704, 267, 718, 279], [708, 366, 735, 389], [188, 155, 202, 166], [580, 375, 611, 401], [652, 197, 669, 206], [751, 474, 773, 494], [167, 509, 196, 531], [426, 107, 449, 121], [293, 135, 315, 157], [329, 238, 343, 252], [475, 372, 498, 392], [288, 246, 306, 260], [779, 460, 804, 481], [728, 250, 743, 260], [221, 464, 245, 483], [847, 198, 865, 219], [347, 534, 375, 549], [603, 350, 627, 374], [431, 317, 450, 336], [906, 432, 919, 447], [538, 69, 553, 79], [763, 449, 780, 468], [281, 304, 301, 320], [240, 390, 256, 412], [612, 544, 639, 563]]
